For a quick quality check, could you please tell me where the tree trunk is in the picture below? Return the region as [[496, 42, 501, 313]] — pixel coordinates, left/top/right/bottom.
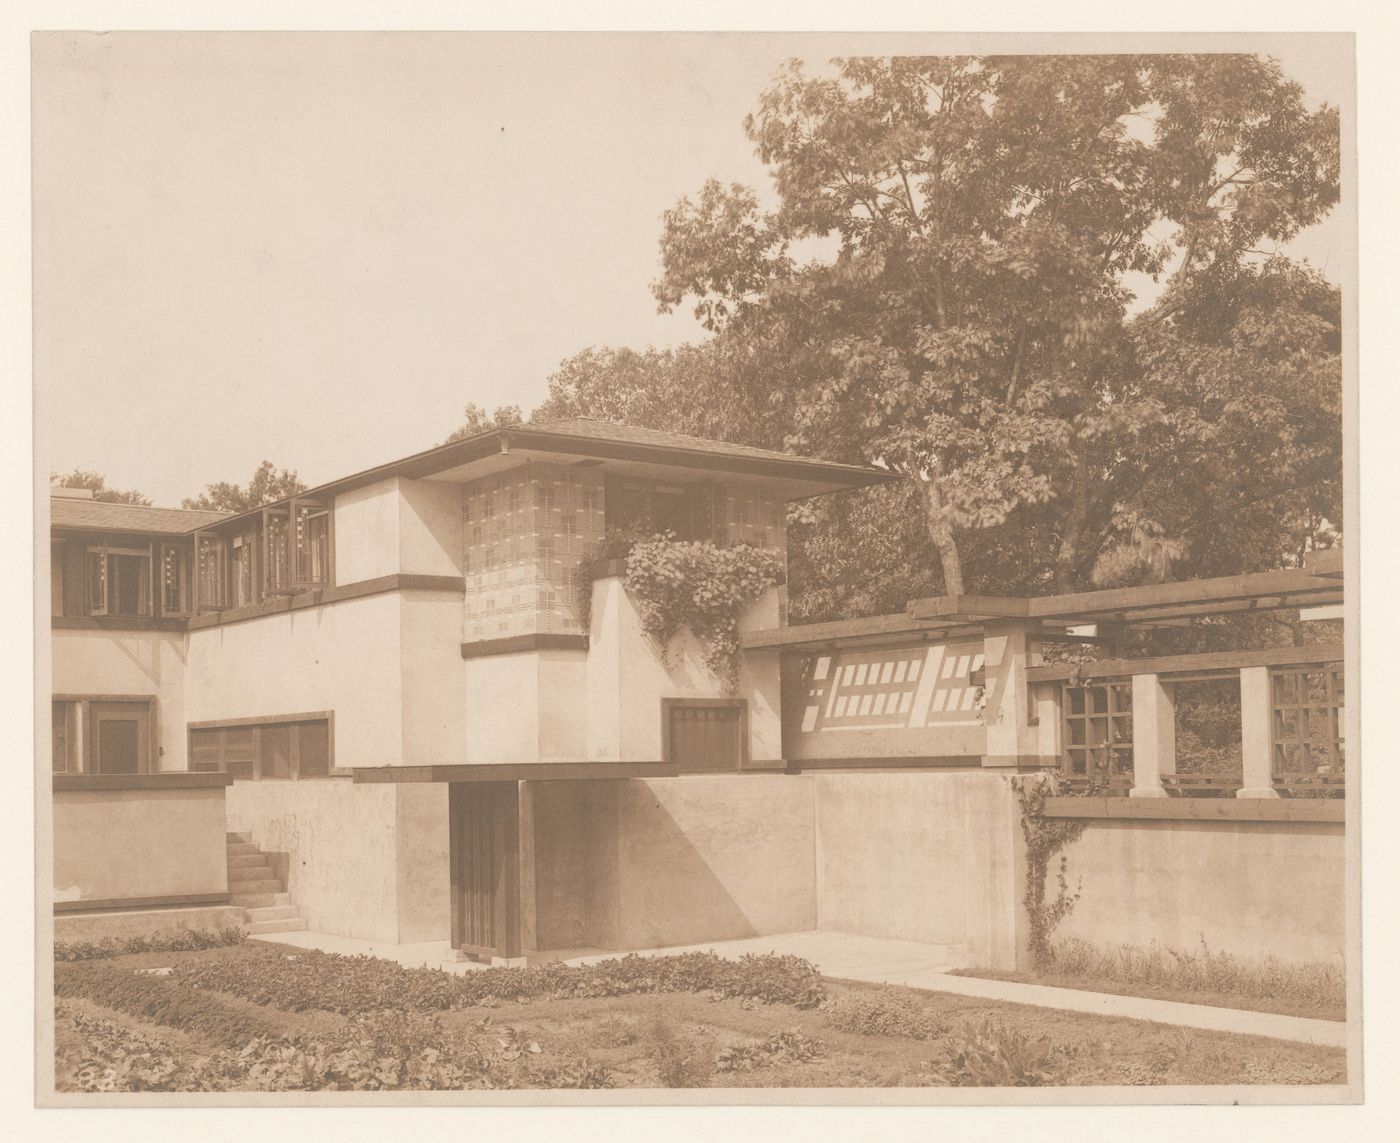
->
[[915, 475, 966, 596], [1053, 454, 1092, 593]]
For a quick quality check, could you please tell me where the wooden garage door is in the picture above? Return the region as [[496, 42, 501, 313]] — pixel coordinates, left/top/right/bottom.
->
[[664, 700, 746, 772]]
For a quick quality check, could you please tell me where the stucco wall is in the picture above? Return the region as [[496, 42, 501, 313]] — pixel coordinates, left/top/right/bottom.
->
[[813, 772, 1022, 968], [1055, 818, 1346, 965], [529, 775, 817, 951], [464, 650, 588, 764], [398, 479, 464, 577], [399, 592, 468, 764], [334, 477, 402, 583], [227, 779, 449, 943], [587, 576, 783, 764], [185, 593, 403, 768], [54, 787, 228, 903], [52, 628, 189, 770]]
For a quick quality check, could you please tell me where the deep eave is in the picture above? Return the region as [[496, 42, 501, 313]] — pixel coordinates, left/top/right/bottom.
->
[[210, 421, 896, 531]]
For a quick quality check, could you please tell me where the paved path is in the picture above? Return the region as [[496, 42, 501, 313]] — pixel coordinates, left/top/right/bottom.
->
[[252, 928, 1345, 1048]]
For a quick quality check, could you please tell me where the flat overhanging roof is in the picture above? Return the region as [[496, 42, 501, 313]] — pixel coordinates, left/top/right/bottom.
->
[[743, 563, 1344, 652]]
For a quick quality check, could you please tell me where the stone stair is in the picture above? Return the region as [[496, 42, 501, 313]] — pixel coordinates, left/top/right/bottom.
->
[[226, 832, 307, 936]]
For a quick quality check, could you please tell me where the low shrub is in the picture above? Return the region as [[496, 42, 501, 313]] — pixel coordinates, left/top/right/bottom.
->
[[54, 926, 246, 962], [643, 1018, 716, 1088], [927, 1020, 1066, 1087], [171, 945, 826, 1016], [822, 988, 950, 1041], [715, 1028, 824, 1073]]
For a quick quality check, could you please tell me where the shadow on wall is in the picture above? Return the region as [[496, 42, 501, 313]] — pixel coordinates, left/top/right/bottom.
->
[[529, 777, 819, 953]]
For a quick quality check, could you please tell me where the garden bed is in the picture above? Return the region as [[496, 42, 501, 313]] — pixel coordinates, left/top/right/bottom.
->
[[53, 942, 1346, 1092]]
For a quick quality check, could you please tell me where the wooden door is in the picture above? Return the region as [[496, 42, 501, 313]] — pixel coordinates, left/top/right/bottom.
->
[[449, 782, 522, 960], [89, 701, 152, 774]]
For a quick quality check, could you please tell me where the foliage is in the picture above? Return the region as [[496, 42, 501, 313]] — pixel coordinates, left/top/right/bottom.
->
[[643, 1019, 717, 1087], [1044, 936, 1345, 1016], [50, 468, 151, 505], [624, 537, 784, 691], [56, 959, 284, 1047], [55, 1001, 613, 1092], [1017, 774, 1094, 969], [54, 926, 246, 962], [927, 1019, 1067, 1087], [715, 1028, 825, 1072], [162, 945, 827, 1016], [821, 988, 950, 1040], [182, 460, 306, 512], [442, 401, 524, 444], [653, 54, 1340, 594]]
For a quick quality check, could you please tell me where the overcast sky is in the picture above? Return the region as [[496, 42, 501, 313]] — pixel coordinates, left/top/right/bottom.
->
[[33, 32, 1350, 507]]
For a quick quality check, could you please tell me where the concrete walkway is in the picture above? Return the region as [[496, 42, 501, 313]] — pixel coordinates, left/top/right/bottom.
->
[[251, 928, 1345, 1048]]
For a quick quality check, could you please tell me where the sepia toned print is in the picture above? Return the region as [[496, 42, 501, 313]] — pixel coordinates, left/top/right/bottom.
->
[[35, 32, 1355, 1104]]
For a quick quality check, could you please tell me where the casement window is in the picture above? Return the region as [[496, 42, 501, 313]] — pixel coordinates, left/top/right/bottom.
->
[[662, 699, 747, 773], [194, 531, 230, 611], [187, 713, 334, 780], [190, 499, 332, 614], [605, 478, 718, 542], [85, 543, 154, 617], [51, 542, 66, 618], [158, 542, 193, 617], [51, 696, 157, 774]]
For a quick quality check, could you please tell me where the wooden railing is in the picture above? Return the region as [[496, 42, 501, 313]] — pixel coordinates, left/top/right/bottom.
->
[[1025, 643, 1344, 799]]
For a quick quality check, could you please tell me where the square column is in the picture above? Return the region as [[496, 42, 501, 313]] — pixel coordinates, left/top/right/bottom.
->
[[1129, 673, 1173, 797], [1238, 665, 1281, 798], [981, 622, 1049, 769]]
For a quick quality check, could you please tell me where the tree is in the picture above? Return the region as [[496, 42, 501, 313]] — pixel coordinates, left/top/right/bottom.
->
[[442, 402, 524, 444], [182, 461, 306, 513], [653, 54, 1341, 593], [50, 469, 151, 505]]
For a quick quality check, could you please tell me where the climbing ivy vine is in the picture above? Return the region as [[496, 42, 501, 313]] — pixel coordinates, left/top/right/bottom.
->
[[622, 536, 783, 692], [1016, 773, 1102, 970]]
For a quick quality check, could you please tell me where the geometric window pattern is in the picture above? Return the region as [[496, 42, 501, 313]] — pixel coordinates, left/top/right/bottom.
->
[[1061, 681, 1134, 788], [1270, 665, 1344, 788], [791, 643, 985, 734]]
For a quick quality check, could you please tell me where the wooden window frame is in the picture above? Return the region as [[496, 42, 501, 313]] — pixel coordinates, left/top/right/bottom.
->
[[52, 694, 159, 775], [186, 711, 339, 779], [660, 697, 749, 773], [158, 541, 194, 618], [193, 530, 231, 613], [290, 497, 335, 590], [85, 543, 156, 618], [1060, 679, 1134, 790], [1269, 663, 1345, 789]]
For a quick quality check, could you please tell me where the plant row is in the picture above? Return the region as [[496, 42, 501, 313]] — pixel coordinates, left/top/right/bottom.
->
[[54, 926, 247, 962], [167, 944, 827, 1015]]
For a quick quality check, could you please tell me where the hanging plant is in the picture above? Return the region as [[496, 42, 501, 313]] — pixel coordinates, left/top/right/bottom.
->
[[622, 536, 783, 692]]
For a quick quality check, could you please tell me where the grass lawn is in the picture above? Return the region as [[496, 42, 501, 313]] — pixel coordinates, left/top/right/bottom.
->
[[54, 941, 1346, 1092], [948, 967, 1345, 1023]]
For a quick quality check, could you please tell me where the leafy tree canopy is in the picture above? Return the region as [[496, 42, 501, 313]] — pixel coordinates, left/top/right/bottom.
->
[[182, 461, 307, 513], [50, 469, 152, 506], [650, 53, 1340, 595], [443, 402, 524, 444]]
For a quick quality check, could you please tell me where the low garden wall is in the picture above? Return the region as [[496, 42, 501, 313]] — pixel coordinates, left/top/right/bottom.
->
[[53, 774, 231, 908]]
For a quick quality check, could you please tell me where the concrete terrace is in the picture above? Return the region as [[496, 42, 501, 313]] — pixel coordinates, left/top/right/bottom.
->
[[250, 928, 1346, 1049]]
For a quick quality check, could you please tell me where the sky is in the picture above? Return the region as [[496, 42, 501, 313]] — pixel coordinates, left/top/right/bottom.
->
[[33, 31, 1352, 507]]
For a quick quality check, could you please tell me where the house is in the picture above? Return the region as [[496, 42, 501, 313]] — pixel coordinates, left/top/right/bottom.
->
[[47, 419, 1348, 972]]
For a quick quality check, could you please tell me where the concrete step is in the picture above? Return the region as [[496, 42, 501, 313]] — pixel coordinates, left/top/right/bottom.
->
[[228, 863, 279, 882], [227, 853, 271, 870], [229, 878, 282, 895], [230, 891, 290, 908], [226, 842, 260, 857], [249, 917, 308, 936], [226, 831, 250, 843], [245, 905, 300, 923]]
